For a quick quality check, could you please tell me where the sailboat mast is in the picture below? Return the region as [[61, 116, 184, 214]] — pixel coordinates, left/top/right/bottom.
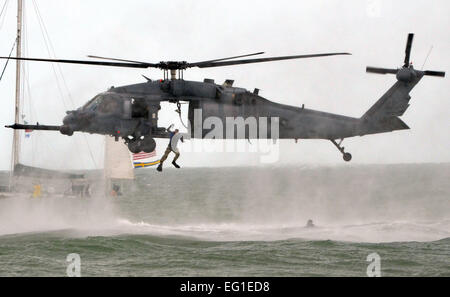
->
[[12, 0, 23, 169]]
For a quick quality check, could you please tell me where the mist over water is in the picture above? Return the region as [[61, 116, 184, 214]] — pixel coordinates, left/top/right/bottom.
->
[[0, 164, 449, 276], [0, 195, 118, 236], [1, 164, 448, 243], [124, 164, 449, 243]]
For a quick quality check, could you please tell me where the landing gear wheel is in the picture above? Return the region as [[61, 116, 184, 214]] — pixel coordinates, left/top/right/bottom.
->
[[343, 153, 352, 162], [143, 137, 156, 153], [127, 140, 141, 153], [330, 139, 352, 162]]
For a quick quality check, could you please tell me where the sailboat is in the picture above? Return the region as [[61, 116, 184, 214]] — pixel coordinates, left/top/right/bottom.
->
[[0, 0, 94, 197], [0, 1, 144, 199]]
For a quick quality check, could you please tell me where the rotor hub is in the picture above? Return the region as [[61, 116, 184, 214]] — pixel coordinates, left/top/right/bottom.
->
[[157, 61, 188, 70], [396, 67, 417, 83]]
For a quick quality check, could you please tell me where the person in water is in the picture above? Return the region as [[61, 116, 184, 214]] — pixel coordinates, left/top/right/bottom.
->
[[306, 219, 315, 228], [157, 128, 183, 172]]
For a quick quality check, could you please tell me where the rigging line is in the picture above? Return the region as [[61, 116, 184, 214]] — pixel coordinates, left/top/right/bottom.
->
[[22, 3, 31, 124], [24, 54, 57, 168], [24, 56, 38, 125], [23, 11, 52, 170], [0, 0, 9, 31], [35, 1, 98, 170], [0, 0, 7, 18], [31, 0, 97, 169], [30, 0, 90, 170], [30, 0, 67, 110], [24, 77, 40, 165], [31, 0, 74, 107], [23, 13, 40, 166], [24, 6, 86, 172], [0, 37, 16, 82], [30, 1, 85, 167]]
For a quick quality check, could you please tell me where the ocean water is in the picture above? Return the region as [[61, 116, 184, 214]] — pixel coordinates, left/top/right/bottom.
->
[[0, 164, 449, 276]]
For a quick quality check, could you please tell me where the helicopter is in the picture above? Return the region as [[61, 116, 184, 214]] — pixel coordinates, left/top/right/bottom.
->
[[2, 33, 445, 161]]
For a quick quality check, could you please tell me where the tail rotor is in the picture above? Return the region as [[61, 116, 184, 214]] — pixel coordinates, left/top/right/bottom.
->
[[366, 33, 445, 80]]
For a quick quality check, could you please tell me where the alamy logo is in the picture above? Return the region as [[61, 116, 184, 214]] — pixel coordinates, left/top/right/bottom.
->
[[366, 0, 382, 18], [66, 253, 81, 277], [173, 109, 280, 163], [366, 252, 381, 277]]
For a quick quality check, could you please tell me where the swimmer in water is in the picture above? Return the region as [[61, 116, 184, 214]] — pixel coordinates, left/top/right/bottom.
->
[[306, 219, 315, 228]]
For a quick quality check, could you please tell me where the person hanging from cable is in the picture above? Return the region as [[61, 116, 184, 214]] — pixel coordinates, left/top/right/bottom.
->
[[157, 126, 183, 172]]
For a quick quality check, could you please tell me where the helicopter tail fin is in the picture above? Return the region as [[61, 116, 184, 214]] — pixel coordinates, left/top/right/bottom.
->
[[359, 78, 418, 135], [361, 76, 421, 122], [360, 33, 445, 135]]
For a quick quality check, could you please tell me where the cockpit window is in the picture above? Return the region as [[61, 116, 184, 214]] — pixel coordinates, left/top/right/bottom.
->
[[98, 96, 120, 114], [82, 95, 103, 111]]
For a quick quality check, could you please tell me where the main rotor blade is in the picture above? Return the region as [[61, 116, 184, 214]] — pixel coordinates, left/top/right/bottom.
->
[[87, 53, 267, 68], [188, 52, 265, 67], [87, 55, 156, 66], [423, 70, 445, 77], [404, 33, 414, 67], [193, 52, 351, 68], [0, 56, 150, 68], [366, 66, 398, 74]]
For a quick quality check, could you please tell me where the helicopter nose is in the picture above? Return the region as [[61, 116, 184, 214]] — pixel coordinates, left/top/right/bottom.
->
[[63, 113, 75, 125], [61, 113, 77, 136], [63, 110, 95, 128]]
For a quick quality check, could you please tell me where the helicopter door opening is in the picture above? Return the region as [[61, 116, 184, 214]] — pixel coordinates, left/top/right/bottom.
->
[[131, 98, 149, 118], [156, 101, 189, 133]]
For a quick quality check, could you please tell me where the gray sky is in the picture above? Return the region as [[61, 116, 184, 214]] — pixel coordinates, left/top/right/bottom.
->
[[0, 0, 449, 170]]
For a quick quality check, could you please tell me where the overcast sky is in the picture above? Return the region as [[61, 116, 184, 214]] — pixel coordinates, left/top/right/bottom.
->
[[0, 0, 449, 170]]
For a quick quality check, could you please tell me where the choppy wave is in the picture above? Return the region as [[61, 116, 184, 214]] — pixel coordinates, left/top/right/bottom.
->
[[0, 195, 448, 243], [1, 164, 450, 244], [1, 165, 449, 276], [105, 218, 450, 243]]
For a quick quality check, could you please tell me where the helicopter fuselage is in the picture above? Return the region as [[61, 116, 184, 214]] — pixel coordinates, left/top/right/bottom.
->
[[4, 34, 445, 161], [61, 79, 362, 143]]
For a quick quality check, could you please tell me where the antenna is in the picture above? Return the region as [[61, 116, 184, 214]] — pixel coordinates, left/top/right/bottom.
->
[[421, 45, 433, 70]]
